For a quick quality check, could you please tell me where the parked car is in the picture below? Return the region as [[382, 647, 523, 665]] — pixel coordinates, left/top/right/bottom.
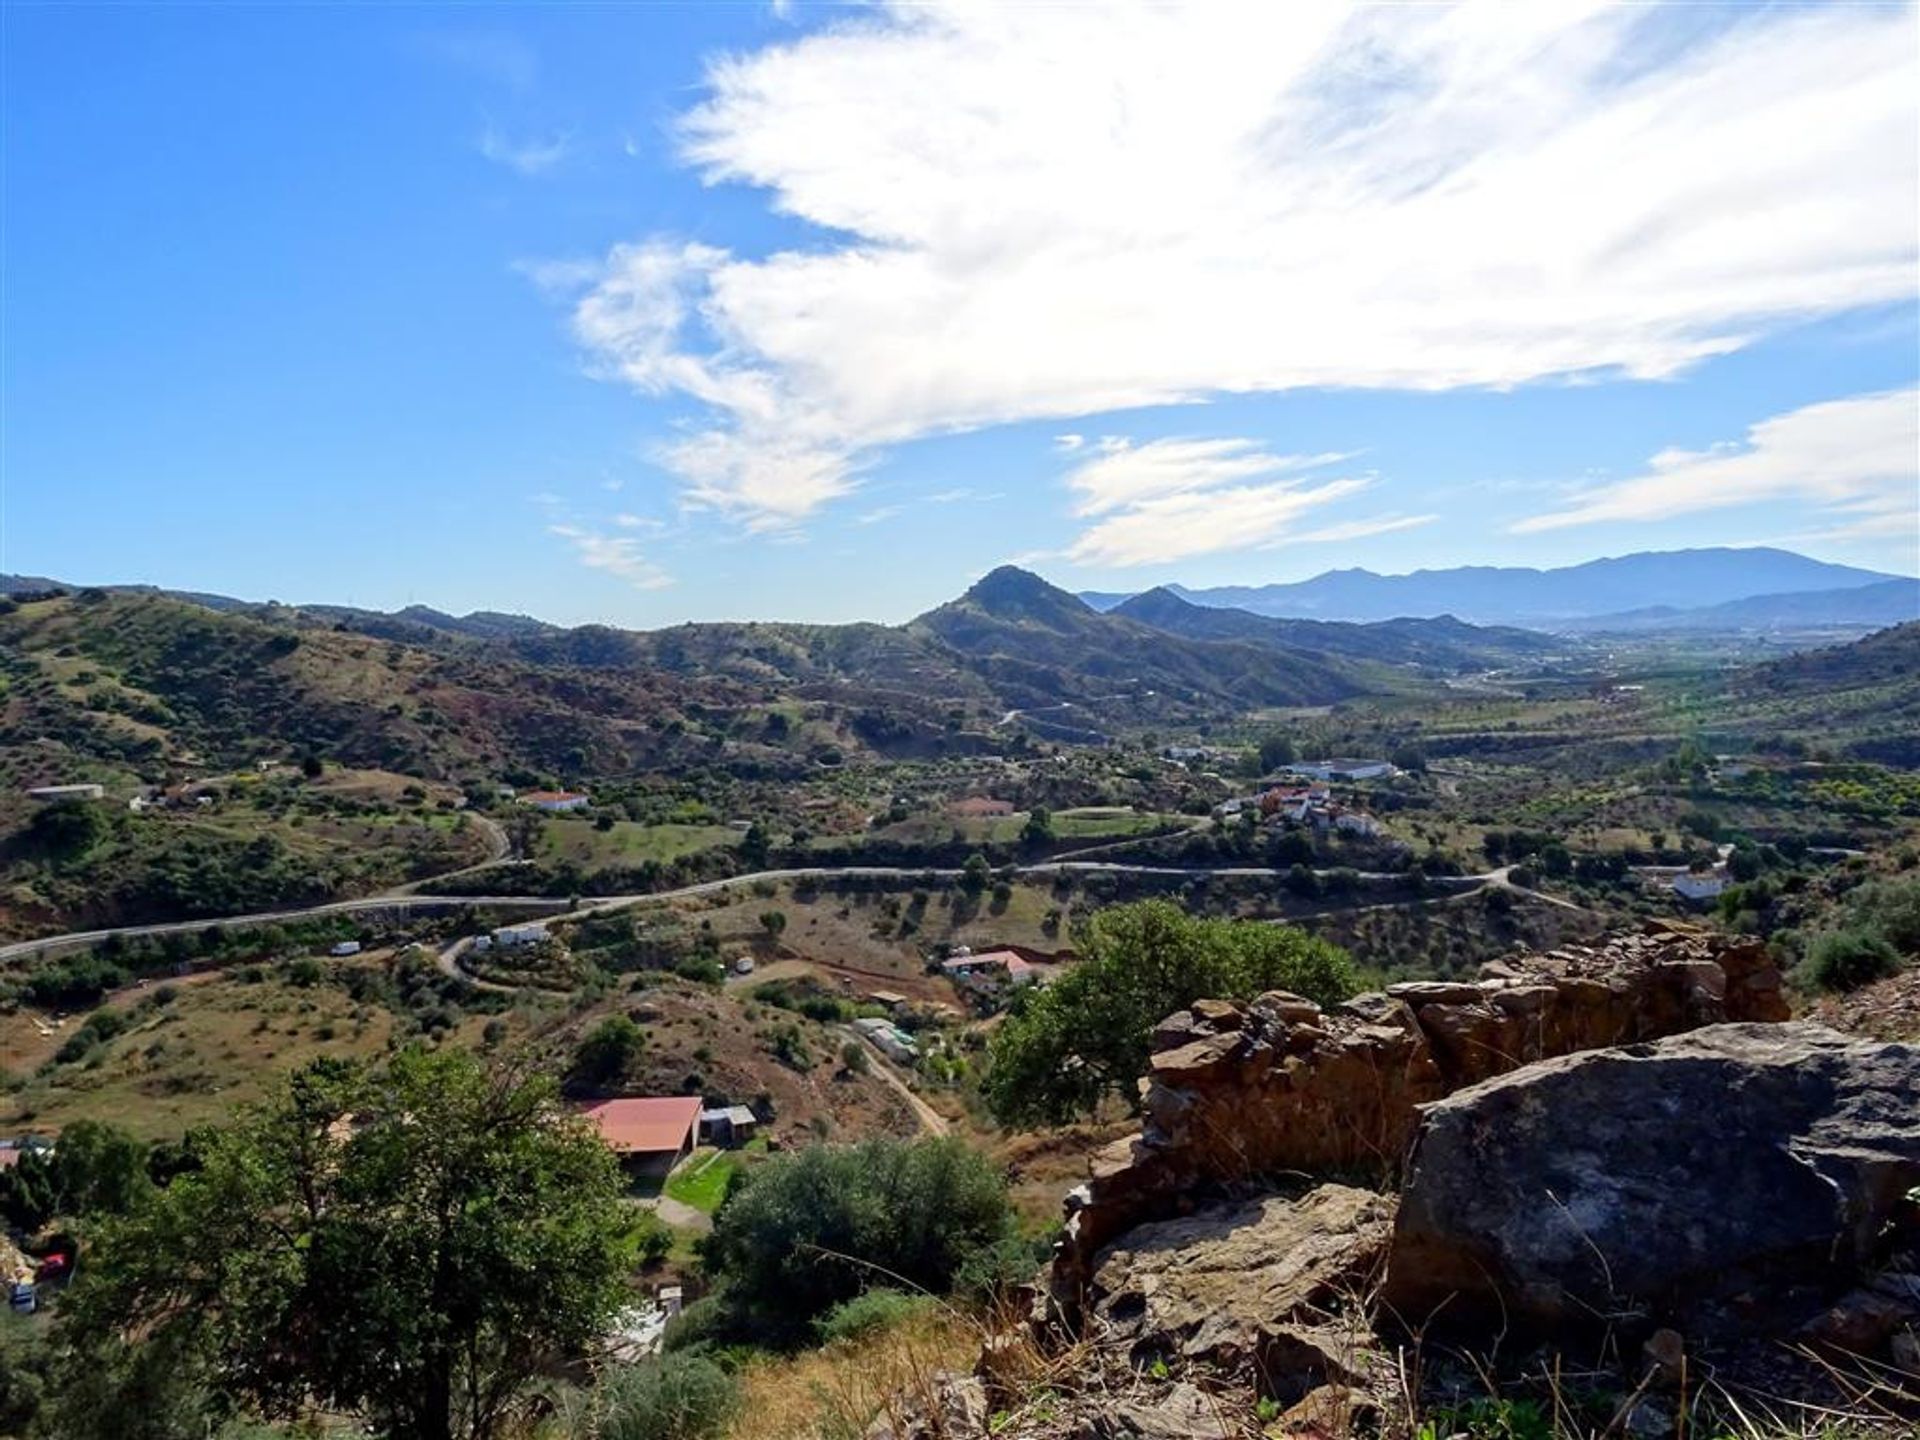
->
[[9, 1282, 36, 1315], [733, 957, 755, 976]]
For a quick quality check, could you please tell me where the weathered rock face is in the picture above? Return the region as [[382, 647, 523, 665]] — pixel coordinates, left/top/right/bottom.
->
[[1090, 1184, 1392, 1398], [1383, 1023, 1920, 1340], [1052, 924, 1787, 1314]]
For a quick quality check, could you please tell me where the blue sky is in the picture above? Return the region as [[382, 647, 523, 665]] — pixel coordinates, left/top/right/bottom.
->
[[4, 2, 1916, 626]]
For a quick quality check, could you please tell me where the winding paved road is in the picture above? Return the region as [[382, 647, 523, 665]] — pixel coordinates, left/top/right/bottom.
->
[[2, 857, 1584, 970]]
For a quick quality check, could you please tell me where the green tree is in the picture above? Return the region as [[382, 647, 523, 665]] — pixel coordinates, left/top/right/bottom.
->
[[0, 1119, 150, 1232], [739, 822, 771, 869], [758, 910, 787, 942], [1257, 734, 1297, 772], [1020, 807, 1054, 846], [701, 1136, 1013, 1342], [572, 1015, 648, 1088], [960, 852, 991, 894], [983, 900, 1356, 1126], [24, 800, 106, 863], [52, 1049, 636, 1440]]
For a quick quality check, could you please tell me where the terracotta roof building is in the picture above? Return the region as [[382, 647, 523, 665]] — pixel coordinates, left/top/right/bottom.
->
[[578, 1097, 702, 1178]]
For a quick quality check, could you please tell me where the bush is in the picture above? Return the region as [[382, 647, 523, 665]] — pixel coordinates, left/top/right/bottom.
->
[[582, 1353, 739, 1440], [702, 1136, 1014, 1342], [1799, 930, 1901, 992], [1840, 876, 1920, 957], [984, 900, 1356, 1126], [572, 1015, 647, 1088], [814, 1288, 932, 1345]]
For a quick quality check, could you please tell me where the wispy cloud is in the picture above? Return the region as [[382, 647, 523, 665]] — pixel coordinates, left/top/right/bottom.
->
[[1061, 437, 1368, 567], [856, 504, 904, 525], [1513, 388, 1919, 534], [479, 123, 570, 176], [547, 523, 672, 590], [1292, 514, 1439, 545], [553, 2, 1916, 532]]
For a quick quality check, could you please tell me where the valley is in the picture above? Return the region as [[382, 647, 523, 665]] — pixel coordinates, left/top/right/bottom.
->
[[0, 562, 1915, 1439]]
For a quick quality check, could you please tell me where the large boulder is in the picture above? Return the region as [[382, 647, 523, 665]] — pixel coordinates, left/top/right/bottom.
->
[[1384, 1023, 1920, 1340], [1090, 1183, 1392, 1397]]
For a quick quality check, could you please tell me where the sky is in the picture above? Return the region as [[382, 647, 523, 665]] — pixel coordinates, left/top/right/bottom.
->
[[3, 1, 1916, 627]]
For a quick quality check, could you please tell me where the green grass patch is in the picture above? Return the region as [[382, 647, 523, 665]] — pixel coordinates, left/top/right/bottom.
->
[[663, 1146, 750, 1213], [536, 819, 738, 871]]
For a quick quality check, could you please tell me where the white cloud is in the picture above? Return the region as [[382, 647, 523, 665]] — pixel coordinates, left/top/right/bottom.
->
[[565, 1, 1917, 531], [1053, 434, 1086, 453], [1513, 388, 1919, 533], [1292, 514, 1440, 545], [1064, 439, 1354, 517], [548, 523, 673, 589], [1059, 437, 1369, 567], [856, 504, 904, 525], [479, 124, 571, 176]]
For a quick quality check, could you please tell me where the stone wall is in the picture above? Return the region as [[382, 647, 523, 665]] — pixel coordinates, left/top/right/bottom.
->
[[1050, 921, 1788, 1314]]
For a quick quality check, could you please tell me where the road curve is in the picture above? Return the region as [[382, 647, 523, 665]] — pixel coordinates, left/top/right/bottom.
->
[[2, 859, 1525, 969]]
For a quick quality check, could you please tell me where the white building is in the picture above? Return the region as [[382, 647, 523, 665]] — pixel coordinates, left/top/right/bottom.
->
[[26, 784, 104, 804], [328, 941, 363, 957], [473, 923, 548, 954], [854, 1016, 920, 1064], [1284, 760, 1395, 783], [1671, 871, 1727, 902], [519, 791, 590, 813]]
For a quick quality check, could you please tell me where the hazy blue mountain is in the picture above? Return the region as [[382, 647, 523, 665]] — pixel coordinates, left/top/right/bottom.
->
[[1111, 586, 1569, 668], [1080, 548, 1898, 624], [1564, 578, 1920, 633]]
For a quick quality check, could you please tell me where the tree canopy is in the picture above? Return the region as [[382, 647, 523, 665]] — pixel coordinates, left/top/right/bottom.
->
[[700, 1135, 1015, 1343], [983, 900, 1357, 1127], [51, 1048, 637, 1440]]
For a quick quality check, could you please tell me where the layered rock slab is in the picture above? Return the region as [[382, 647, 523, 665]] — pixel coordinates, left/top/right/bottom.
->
[[1089, 1184, 1392, 1397], [1383, 1022, 1920, 1339]]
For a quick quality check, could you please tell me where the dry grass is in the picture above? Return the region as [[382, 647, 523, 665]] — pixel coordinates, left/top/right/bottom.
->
[[724, 1307, 981, 1440]]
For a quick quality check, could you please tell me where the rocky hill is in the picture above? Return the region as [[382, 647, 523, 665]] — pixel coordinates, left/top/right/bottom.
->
[[873, 925, 1920, 1439]]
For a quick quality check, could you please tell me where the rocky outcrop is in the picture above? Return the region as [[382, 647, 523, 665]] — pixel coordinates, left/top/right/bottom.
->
[[1090, 1184, 1392, 1398], [1383, 1023, 1920, 1341], [1052, 924, 1787, 1315]]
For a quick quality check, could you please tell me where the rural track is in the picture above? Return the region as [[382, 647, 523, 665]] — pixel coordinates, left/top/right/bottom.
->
[[1, 857, 1576, 968], [841, 1025, 950, 1137]]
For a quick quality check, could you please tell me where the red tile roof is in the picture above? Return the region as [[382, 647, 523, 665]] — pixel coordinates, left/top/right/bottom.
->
[[578, 1097, 702, 1156]]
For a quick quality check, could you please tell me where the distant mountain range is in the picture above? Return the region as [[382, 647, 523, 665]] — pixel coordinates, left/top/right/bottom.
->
[[1080, 548, 1910, 630], [1560, 577, 1920, 634], [0, 566, 1579, 771]]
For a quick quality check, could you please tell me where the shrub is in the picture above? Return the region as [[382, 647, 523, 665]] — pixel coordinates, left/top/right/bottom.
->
[[571, 1015, 647, 1088], [1799, 930, 1901, 992], [578, 1352, 739, 1440], [702, 1136, 1014, 1342], [814, 1288, 932, 1345]]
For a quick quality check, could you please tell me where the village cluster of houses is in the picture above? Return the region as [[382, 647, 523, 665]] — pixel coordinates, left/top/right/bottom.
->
[[1216, 778, 1385, 838], [940, 946, 1040, 995]]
